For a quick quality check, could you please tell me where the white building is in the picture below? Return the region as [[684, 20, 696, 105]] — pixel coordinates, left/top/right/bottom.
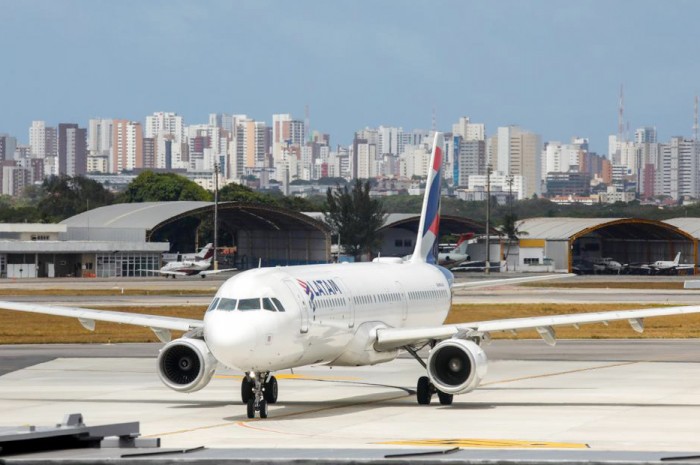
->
[[490, 126, 541, 197], [451, 116, 485, 141], [467, 172, 525, 200], [88, 118, 113, 157], [29, 121, 57, 159]]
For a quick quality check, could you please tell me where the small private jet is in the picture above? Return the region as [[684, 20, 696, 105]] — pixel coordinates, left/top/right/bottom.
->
[[437, 233, 473, 267], [2, 133, 700, 419], [145, 243, 237, 278]]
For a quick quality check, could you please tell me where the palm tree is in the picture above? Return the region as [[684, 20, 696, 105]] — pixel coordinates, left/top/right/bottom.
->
[[499, 213, 528, 271]]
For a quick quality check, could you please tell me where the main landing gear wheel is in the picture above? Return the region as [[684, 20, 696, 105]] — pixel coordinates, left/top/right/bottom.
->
[[241, 376, 252, 404], [437, 390, 454, 405], [417, 376, 433, 405], [264, 376, 278, 404]]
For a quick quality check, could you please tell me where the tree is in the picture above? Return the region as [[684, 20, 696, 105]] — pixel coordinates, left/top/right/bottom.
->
[[325, 180, 386, 259], [218, 182, 276, 204], [37, 175, 115, 222], [118, 171, 211, 202], [499, 212, 527, 270]]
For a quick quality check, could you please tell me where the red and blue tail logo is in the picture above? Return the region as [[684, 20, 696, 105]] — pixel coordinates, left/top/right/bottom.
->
[[410, 133, 444, 264]]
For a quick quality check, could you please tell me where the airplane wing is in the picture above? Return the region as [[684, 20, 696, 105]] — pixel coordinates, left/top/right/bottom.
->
[[198, 268, 238, 276], [451, 273, 574, 289], [0, 301, 202, 335], [374, 305, 700, 351]]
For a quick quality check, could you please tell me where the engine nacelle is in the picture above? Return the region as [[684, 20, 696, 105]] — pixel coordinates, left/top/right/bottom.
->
[[157, 338, 218, 393], [427, 339, 488, 395]]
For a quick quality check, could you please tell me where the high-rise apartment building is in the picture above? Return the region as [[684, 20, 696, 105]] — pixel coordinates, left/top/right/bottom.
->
[[58, 123, 87, 176], [88, 119, 114, 156], [490, 126, 541, 197], [145, 112, 185, 142], [29, 121, 57, 159], [454, 137, 485, 187], [452, 117, 485, 141], [658, 137, 699, 200], [112, 120, 143, 173]]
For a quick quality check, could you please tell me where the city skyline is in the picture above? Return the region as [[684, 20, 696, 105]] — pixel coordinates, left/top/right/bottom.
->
[[3, 1, 700, 154]]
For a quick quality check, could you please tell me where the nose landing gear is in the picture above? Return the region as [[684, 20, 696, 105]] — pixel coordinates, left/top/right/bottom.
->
[[241, 372, 278, 419]]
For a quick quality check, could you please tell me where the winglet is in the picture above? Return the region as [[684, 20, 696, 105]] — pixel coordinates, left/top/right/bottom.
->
[[410, 133, 444, 264]]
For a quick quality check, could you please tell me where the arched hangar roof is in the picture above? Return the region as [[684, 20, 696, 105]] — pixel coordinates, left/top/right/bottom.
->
[[378, 213, 498, 235], [63, 201, 330, 240], [517, 217, 694, 241]]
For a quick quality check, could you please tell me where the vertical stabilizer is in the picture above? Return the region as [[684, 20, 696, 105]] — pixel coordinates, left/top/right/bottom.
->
[[197, 243, 214, 260], [410, 133, 444, 263], [674, 252, 681, 265]]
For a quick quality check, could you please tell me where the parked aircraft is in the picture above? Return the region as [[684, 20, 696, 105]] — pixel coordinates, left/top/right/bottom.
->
[[145, 243, 237, 278], [438, 233, 473, 267], [627, 253, 694, 275], [3, 133, 700, 420]]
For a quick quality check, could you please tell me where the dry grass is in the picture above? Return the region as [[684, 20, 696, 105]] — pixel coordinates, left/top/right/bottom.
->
[[0, 306, 206, 344], [447, 303, 700, 339], [0, 288, 214, 296], [2, 302, 698, 344], [519, 281, 686, 290]]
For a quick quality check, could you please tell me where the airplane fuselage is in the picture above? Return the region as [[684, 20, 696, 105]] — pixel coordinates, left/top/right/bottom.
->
[[204, 261, 453, 372]]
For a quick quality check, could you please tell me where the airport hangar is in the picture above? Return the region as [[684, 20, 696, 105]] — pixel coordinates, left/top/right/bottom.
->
[[303, 212, 494, 259], [0, 207, 491, 278], [511, 217, 699, 273]]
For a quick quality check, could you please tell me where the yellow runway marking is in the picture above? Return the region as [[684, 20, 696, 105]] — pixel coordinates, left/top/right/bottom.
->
[[379, 438, 588, 449], [215, 374, 360, 381], [481, 361, 640, 386], [147, 392, 410, 438]]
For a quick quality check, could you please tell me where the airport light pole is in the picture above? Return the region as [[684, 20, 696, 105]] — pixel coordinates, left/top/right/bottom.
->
[[214, 162, 219, 270], [485, 165, 492, 275]]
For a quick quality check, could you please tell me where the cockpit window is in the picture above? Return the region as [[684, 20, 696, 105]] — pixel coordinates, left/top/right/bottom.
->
[[217, 298, 238, 311], [271, 297, 286, 312], [206, 297, 220, 312], [238, 298, 260, 311], [262, 298, 277, 312]]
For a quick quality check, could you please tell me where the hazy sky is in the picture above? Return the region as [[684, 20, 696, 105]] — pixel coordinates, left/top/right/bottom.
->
[[2, 0, 699, 153]]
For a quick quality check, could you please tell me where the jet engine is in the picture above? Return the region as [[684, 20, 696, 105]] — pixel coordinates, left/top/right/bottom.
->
[[426, 339, 488, 395], [157, 338, 218, 393]]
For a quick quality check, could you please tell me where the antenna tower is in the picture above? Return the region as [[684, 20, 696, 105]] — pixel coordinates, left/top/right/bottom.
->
[[431, 107, 437, 132]]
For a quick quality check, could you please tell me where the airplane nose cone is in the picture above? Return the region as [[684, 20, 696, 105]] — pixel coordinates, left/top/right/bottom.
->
[[204, 311, 259, 371]]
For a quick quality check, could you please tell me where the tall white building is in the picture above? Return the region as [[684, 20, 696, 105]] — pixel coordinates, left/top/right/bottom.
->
[[112, 120, 143, 173], [145, 112, 185, 143], [658, 137, 699, 200], [452, 116, 485, 141], [88, 119, 113, 156], [29, 121, 57, 159], [377, 126, 404, 156]]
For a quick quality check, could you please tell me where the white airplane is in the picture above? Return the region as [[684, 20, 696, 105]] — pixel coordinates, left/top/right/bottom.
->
[[144, 243, 237, 278], [437, 233, 473, 267], [647, 252, 693, 273], [3, 133, 700, 420]]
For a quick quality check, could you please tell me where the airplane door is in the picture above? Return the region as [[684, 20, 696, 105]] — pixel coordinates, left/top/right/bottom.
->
[[333, 277, 354, 328], [395, 281, 408, 321], [283, 279, 310, 333]]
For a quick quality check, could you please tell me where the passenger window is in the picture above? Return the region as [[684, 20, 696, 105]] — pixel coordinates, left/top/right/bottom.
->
[[238, 298, 260, 311], [217, 298, 237, 311], [271, 297, 286, 312], [262, 298, 277, 312], [206, 297, 220, 312]]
